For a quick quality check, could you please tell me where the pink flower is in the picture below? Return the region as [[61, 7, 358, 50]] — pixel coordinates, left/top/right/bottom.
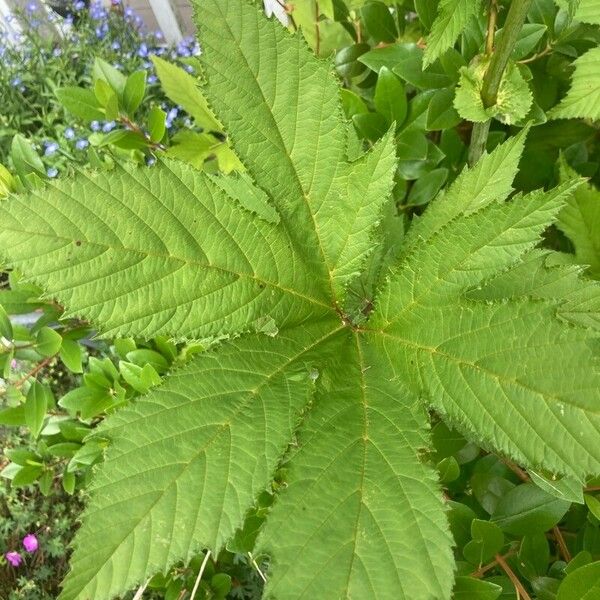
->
[[22, 534, 38, 553], [5, 551, 22, 567], [10, 359, 17, 369]]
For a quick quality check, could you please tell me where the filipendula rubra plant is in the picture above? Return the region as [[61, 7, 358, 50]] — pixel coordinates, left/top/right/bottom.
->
[[0, 1, 599, 598]]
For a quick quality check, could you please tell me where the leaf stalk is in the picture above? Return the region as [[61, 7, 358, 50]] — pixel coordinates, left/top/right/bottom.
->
[[468, 0, 534, 165]]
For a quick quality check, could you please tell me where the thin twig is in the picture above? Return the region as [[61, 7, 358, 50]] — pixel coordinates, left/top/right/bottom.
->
[[248, 552, 267, 583], [132, 580, 149, 600], [495, 553, 532, 600], [501, 458, 530, 483], [12, 355, 55, 389], [518, 43, 552, 64], [190, 550, 212, 600], [274, 0, 297, 30], [485, 0, 498, 55], [470, 548, 518, 578], [314, 1, 321, 56], [553, 526, 572, 562]]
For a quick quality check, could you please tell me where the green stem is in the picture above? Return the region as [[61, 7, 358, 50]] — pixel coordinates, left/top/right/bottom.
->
[[468, 0, 534, 165]]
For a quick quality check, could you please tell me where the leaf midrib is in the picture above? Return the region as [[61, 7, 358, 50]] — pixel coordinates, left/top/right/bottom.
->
[[1, 224, 333, 312], [373, 328, 600, 416], [65, 323, 346, 598], [203, 1, 339, 303]]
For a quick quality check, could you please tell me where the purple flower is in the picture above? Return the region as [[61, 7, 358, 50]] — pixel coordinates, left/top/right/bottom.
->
[[111, 0, 121, 5], [73, 0, 85, 10], [10, 76, 21, 87], [5, 551, 22, 567], [124, 7, 133, 18], [102, 121, 116, 133], [184, 65, 194, 74], [146, 156, 156, 166], [137, 43, 148, 58], [90, 120, 101, 132], [52, 47, 62, 57], [64, 127, 75, 140], [22, 534, 38, 553], [111, 41, 121, 51], [165, 107, 178, 129], [75, 139, 89, 150], [154, 30, 163, 40], [147, 75, 157, 84], [26, 2, 37, 12], [47, 167, 58, 178], [44, 141, 59, 156], [64, 15, 74, 25]]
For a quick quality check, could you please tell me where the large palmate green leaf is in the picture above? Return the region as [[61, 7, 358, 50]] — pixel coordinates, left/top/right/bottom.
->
[[60, 321, 342, 600], [0, 160, 333, 339], [0, 1, 598, 599]]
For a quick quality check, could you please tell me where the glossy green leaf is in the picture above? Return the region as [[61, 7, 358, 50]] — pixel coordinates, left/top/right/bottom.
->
[[25, 381, 50, 438], [491, 484, 571, 535], [374, 67, 407, 127], [453, 576, 502, 600], [557, 561, 600, 599], [361, 1, 398, 43]]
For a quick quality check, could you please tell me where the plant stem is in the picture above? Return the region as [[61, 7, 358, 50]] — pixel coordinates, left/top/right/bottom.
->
[[468, 0, 534, 165], [495, 553, 532, 600], [12, 355, 55, 389], [470, 548, 518, 578], [315, 1, 321, 56], [553, 526, 572, 562], [485, 0, 498, 55]]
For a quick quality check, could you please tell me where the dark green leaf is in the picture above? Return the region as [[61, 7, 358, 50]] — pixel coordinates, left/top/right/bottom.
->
[[427, 88, 462, 130], [453, 576, 502, 599], [25, 381, 51, 438], [519, 533, 550, 579], [406, 167, 448, 206], [335, 43, 371, 78], [491, 483, 571, 535], [359, 44, 452, 89], [340, 89, 369, 118], [374, 67, 407, 127], [463, 519, 504, 564], [361, 1, 398, 43], [352, 112, 388, 142], [557, 561, 600, 599], [437, 455, 460, 483]]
